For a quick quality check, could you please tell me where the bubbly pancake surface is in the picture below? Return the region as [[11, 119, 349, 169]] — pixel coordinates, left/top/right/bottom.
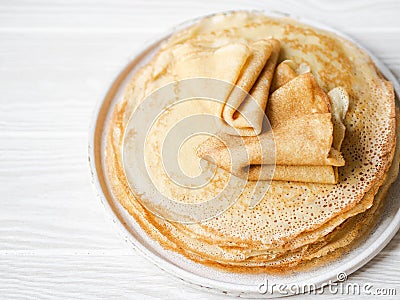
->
[[104, 11, 397, 272]]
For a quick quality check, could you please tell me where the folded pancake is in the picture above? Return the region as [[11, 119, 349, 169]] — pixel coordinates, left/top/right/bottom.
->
[[267, 72, 331, 127], [270, 60, 310, 92], [223, 39, 280, 136], [104, 11, 397, 273], [197, 113, 341, 169], [171, 38, 280, 136], [197, 72, 347, 183], [271, 60, 297, 92]]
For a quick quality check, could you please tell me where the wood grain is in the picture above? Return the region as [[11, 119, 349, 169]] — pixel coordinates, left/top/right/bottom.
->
[[0, 0, 399, 299]]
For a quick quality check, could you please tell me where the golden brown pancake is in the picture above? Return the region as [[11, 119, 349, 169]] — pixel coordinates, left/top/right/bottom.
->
[[196, 71, 348, 183], [104, 11, 397, 273]]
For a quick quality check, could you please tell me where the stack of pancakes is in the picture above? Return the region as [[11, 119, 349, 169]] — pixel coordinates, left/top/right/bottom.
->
[[104, 12, 398, 273]]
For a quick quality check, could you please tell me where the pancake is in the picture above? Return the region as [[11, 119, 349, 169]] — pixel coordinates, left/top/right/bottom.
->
[[104, 11, 397, 273], [224, 39, 280, 135], [196, 72, 348, 183], [271, 60, 298, 92], [151, 37, 280, 136]]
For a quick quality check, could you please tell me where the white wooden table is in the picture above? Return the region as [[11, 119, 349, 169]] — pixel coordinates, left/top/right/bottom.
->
[[1, 0, 399, 299]]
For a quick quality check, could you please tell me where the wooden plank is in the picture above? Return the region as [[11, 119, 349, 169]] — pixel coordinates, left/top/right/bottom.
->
[[0, 0, 399, 32], [0, 250, 399, 299]]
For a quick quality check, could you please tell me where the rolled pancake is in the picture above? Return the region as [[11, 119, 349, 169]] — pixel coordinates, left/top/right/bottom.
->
[[104, 11, 397, 273]]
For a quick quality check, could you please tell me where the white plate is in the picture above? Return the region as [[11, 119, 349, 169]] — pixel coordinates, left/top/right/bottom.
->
[[88, 11, 400, 298]]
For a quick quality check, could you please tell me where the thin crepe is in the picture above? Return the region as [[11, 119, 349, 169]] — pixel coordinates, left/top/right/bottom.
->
[[171, 38, 280, 136], [197, 72, 347, 183], [224, 39, 280, 135]]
